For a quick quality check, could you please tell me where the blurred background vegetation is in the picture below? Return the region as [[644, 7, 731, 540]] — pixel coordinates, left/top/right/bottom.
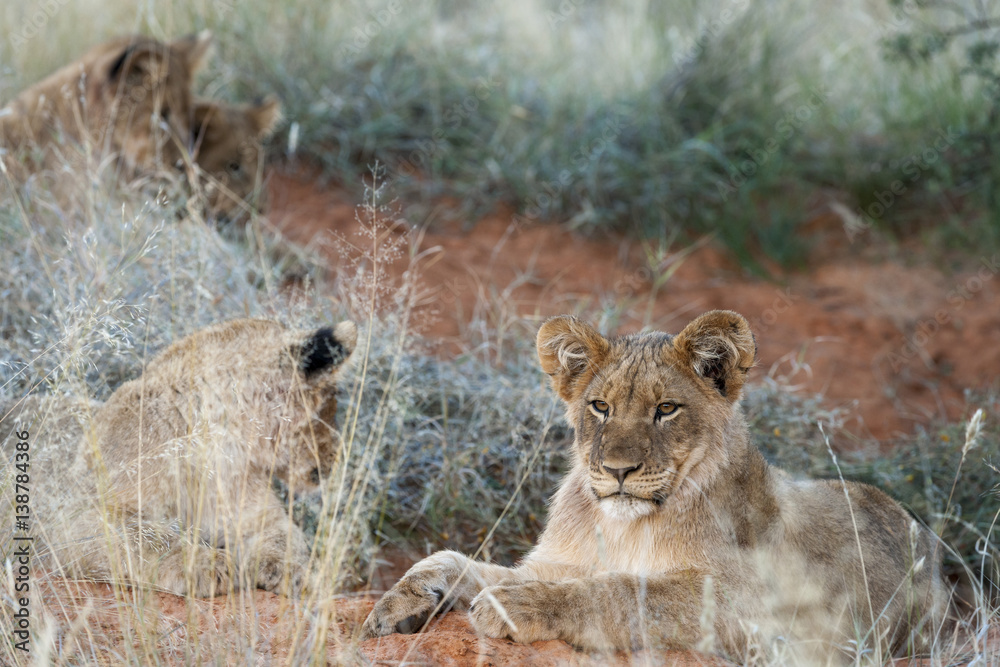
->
[[1, 2, 998, 661], [3, 0, 998, 269]]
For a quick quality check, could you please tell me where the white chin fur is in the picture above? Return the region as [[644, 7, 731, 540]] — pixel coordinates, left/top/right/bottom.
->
[[599, 496, 656, 522]]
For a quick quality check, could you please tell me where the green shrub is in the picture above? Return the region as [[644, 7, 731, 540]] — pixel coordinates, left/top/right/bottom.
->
[[876, 0, 1000, 248]]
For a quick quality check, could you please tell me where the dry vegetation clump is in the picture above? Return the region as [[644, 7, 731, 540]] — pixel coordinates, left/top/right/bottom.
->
[[1, 1, 999, 662], [0, 164, 412, 662], [1, 174, 999, 663], [4, 0, 996, 268]]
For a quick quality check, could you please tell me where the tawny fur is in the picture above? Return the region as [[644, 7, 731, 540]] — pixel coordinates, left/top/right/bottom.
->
[[1, 318, 356, 597], [362, 310, 947, 662], [189, 97, 282, 223], [0, 33, 212, 181]]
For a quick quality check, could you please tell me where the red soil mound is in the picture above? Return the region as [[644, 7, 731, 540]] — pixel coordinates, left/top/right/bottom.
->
[[268, 169, 1000, 443]]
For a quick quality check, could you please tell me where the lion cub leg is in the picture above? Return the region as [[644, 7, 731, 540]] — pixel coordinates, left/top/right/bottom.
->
[[55, 511, 236, 598], [153, 540, 236, 597], [469, 570, 707, 652], [235, 503, 311, 596], [361, 550, 517, 639]]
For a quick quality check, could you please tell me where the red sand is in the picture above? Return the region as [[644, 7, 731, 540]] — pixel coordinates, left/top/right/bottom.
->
[[25, 168, 998, 665], [269, 169, 1000, 444]]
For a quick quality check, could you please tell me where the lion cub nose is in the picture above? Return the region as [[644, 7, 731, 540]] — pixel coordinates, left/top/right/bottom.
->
[[603, 463, 642, 486]]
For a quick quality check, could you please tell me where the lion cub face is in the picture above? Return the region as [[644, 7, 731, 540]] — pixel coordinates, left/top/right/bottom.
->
[[537, 311, 756, 521], [190, 98, 281, 224], [64, 33, 212, 171]]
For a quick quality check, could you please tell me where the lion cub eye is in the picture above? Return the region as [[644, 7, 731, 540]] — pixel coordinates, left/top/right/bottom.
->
[[228, 161, 242, 174], [656, 402, 679, 418], [590, 400, 609, 415]]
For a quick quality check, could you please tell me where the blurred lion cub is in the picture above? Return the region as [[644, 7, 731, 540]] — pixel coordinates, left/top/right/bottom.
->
[[2, 318, 356, 597]]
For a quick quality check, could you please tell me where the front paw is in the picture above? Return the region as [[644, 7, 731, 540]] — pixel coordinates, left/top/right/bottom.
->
[[469, 582, 561, 644], [361, 572, 449, 639], [158, 544, 235, 597], [255, 552, 307, 597]]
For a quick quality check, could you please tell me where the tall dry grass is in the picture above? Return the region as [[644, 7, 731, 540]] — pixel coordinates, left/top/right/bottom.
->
[[0, 1, 998, 664], [4, 0, 994, 266]]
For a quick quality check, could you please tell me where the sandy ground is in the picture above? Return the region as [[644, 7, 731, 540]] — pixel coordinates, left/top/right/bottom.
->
[[33, 576, 988, 666], [34, 577, 734, 666], [20, 168, 999, 665]]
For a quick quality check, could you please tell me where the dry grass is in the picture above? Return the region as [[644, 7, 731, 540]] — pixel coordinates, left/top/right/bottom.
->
[[1, 2, 999, 664], [1, 162, 998, 664], [4, 0, 995, 267]]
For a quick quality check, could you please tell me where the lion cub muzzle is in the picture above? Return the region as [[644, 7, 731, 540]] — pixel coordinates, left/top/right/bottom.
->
[[590, 455, 666, 521], [588, 425, 670, 518], [603, 462, 642, 487], [591, 449, 647, 496]]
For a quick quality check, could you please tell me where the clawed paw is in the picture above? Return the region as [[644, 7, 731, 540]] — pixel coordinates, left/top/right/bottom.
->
[[255, 554, 307, 597], [360, 578, 448, 640], [469, 583, 559, 645]]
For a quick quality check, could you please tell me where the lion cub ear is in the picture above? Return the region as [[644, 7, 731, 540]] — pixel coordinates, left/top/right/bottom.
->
[[108, 40, 171, 87], [170, 30, 213, 75], [297, 321, 357, 378], [248, 97, 282, 139], [536, 316, 610, 402], [672, 310, 756, 401]]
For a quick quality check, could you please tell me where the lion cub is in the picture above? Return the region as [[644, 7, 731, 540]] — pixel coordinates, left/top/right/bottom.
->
[[362, 311, 946, 660], [0, 33, 212, 178], [189, 97, 282, 224], [2, 318, 356, 597]]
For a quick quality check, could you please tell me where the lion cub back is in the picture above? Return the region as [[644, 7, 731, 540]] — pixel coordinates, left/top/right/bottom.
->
[[1, 318, 358, 595], [771, 473, 947, 649], [84, 319, 356, 508]]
